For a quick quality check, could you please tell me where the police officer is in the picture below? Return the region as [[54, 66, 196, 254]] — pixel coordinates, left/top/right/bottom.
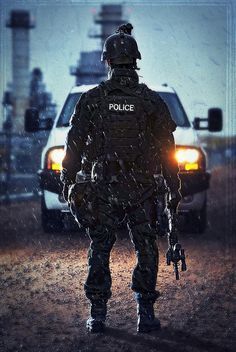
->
[[61, 23, 181, 333]]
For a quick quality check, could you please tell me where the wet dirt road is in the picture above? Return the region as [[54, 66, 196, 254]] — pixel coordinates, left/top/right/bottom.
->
[[0, 167, 235, 352]]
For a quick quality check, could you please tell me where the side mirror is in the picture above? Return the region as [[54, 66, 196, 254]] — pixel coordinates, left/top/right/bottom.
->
[[193, 107, 223, 132], [25, 108, 40, 132], [193, 117, 203, 130], [25, 108, 53, 132], [208, 108, 223, 132]]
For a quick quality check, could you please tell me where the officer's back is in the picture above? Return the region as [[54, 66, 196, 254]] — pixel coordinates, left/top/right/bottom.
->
[[61, 23, 181, 334]]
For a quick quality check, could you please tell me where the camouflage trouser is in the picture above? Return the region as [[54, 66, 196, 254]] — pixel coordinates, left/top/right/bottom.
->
[[70, 178, 159, 303]]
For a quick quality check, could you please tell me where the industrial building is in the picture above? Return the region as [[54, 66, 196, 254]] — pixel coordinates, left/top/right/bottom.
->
[[70, 4, 126, 85]]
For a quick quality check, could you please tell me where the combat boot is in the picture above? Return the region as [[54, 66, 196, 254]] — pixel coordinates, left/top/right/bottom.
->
[[86, 300, 107, 333], [137, 300, 161, 333]]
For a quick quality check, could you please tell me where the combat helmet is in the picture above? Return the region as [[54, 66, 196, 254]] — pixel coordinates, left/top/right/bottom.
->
[[101, 23, 141, 65]]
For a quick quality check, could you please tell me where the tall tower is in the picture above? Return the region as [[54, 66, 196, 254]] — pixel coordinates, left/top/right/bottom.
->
[[6, 10, 35, 133], [92, 4, 126, 47], [70, 4, 127, 86]]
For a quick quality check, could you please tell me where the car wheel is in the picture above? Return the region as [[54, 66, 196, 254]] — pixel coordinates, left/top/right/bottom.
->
[[41, 196, 64, 233]]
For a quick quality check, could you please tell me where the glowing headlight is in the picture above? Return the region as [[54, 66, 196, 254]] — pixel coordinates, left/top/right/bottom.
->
[[175, 148, 201, 171], [47, 148, 65, 171]]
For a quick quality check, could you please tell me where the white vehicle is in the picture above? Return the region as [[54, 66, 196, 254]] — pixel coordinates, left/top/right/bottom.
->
[[25, 83, 222, 233]]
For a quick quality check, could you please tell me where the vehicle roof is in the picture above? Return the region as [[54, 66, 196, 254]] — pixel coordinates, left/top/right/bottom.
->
[[70, 84, 175, 94]]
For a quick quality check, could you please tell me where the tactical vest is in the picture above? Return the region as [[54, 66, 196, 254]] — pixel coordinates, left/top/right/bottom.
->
[[86, 81, 158, 177]]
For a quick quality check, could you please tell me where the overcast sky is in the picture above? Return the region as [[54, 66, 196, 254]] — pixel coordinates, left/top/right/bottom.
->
[[0, 0, 235, 135]]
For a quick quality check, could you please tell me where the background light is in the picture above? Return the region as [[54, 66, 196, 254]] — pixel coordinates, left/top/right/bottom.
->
[[47, 148, 65, 170], [175, 148, 199, 163]]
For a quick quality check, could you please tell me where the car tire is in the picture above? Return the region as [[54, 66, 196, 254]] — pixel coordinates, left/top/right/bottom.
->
[[41, 195, 64, 233]]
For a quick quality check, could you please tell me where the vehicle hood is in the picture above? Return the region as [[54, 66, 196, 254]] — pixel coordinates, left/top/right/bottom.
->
[[174, 127, 199, 147], [47, 126, 70, 147]]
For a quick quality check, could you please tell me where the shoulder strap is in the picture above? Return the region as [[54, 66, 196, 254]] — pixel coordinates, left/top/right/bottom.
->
[[99, 81, 109, 98]]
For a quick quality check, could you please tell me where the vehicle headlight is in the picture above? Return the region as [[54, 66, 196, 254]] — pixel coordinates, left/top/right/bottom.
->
[[46, 147, 65, 171], [175, 147, 203, 171]]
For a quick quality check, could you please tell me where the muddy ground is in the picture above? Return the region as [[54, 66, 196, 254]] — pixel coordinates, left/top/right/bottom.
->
[[0, 167, 235, 352]]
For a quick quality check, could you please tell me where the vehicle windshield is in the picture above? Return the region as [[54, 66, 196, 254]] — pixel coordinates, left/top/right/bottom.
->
[[158, 92, 190, 127], [57, 93, 81, 127], [57, 91, 190, 127]]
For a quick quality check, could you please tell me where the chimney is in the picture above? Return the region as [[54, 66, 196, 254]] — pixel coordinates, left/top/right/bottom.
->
[[6, 10, 35, 133]]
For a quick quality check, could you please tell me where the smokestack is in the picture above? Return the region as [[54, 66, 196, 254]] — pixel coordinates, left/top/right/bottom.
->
[[71, 4, 127, 86], [6, 10, 35, 133], [94, 5, 126, 47]]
